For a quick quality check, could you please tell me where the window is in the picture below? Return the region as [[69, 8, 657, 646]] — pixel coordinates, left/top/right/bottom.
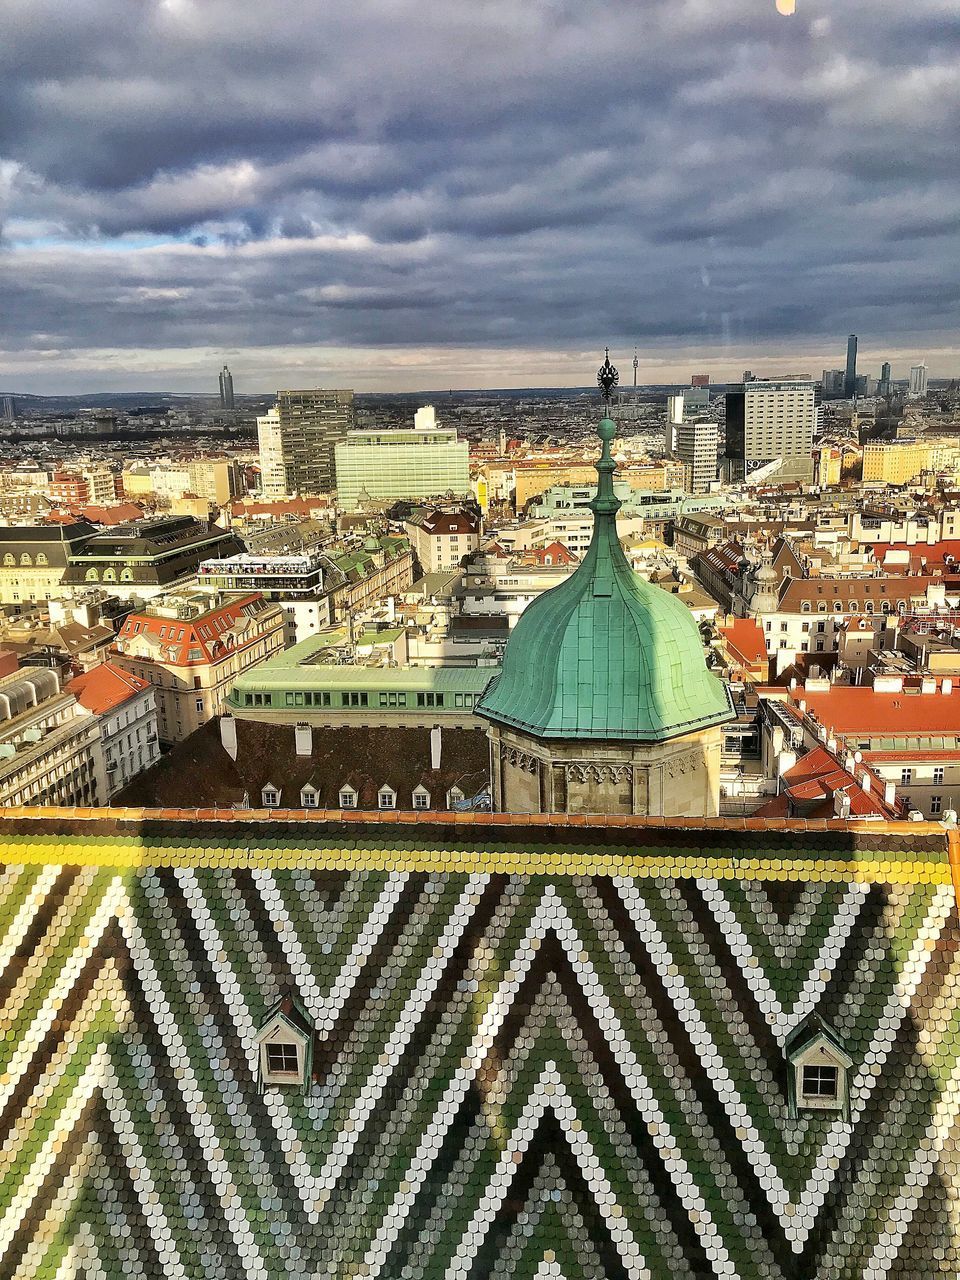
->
[[195, 698, 204, 713], [378, 789, 396, 809], [339, 789, 357, 808], [413, 790, 430, 809], [931, 795, 943, 815], [934, 766, 945, 785], [801, 1065, 838, 1100], [344, 691, 368, 707], [816, 621, 825, 633], [262, 787, 280, 807], [801, 601, 811, 613], [901, 768, 913, 785], [266, 1043, 299, 1074], [301, 788, 318, 807]]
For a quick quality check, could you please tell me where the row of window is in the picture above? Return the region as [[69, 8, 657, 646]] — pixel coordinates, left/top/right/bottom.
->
[[241, 689, 479, 710], [899, 767, 945, 785], [2, 552, 49, 566], [799, 599, 906, 614], [260, 783, 465, 810]]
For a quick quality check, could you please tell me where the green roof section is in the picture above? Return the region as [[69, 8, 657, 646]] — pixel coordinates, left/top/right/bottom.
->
[[477, 416, 734, 741]]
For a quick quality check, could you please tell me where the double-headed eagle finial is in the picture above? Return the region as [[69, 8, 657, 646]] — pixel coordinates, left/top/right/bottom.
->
[[597, 347, 619, 403]]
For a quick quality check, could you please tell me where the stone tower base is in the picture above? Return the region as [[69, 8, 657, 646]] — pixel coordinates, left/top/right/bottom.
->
[[488, 722, 723, 818]]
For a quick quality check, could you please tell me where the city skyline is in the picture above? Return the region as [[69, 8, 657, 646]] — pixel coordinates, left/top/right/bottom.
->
[[0, 338, 952, 398], [1, 0, 958, 393]]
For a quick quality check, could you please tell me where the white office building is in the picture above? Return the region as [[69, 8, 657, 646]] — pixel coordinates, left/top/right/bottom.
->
[[335, 407, 470, 511]]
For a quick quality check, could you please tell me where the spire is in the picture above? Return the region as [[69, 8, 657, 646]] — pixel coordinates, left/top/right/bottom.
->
[[588, 352, 624, 596]]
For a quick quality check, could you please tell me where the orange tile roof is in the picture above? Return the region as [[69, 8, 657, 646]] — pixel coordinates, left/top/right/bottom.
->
[[67, 661, 150, 715], [719, 618, 767, 666], [795, 686, 960, 736]]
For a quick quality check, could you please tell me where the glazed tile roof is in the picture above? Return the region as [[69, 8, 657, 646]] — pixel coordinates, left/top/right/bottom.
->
[[2, 810, 960, 1280]]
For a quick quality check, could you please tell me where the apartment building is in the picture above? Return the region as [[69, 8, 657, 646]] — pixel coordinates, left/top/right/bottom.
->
[[0, 668, 105, 806], [724, 376, 820, 484], [0, 522, 96, 605], [111, 592, 285, 743], [404, 508, 481, 573], [68, 661, 160, 799]]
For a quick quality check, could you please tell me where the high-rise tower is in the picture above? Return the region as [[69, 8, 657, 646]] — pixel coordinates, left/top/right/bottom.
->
[[844, 335, 858, 399], [258, 389, 355, 497], [219, 365, 235, 410]]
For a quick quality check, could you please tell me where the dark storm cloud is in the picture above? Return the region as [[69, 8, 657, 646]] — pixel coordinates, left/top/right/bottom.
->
[[0, 0, 959, 387]]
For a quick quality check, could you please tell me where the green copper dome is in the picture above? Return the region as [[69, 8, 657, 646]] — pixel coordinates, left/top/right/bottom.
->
[[477, 417, 733, 742]]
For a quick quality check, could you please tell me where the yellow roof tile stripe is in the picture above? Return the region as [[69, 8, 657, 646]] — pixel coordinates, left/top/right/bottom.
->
[[0, 836, 951, 885]]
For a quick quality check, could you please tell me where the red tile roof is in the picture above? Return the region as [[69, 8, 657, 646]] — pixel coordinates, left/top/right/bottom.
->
[[116, 593, 274, 667], [770, 745, 897, 819], [68, 661, 150, 714]]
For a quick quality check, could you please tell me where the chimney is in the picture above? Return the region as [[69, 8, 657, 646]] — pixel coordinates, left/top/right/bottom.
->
[[860, 773, 871, 794], [943, 677, 954, 695], [430, 725, 442, 771], [827, 737, 837, 754], [844, 753, 855, 772], [921, 676, 936, 694], [884, 781, 897, 806], [220, 716, 238, 762], [295, 722, 312, 756], [834, 791, 851, 819]]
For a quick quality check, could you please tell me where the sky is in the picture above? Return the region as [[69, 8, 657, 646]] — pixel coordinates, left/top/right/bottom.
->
[[0, 0, 958, 394]]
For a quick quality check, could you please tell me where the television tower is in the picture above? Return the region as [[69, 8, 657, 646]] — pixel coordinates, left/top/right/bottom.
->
[[632, 347, 638, 388]]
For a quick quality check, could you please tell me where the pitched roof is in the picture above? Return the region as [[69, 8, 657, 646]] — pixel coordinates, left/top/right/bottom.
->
[[0, 812, 956, 1280], [719, 618, 768, 667], [67, 660, 150, 714], [117, 593, 273, 666], [117, 718, 490, 810]]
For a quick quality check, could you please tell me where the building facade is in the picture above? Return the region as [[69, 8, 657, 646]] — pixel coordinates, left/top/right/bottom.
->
[[0, 522, 95, 605], [674, 419, 718, 494], [219, 364, 235, 409], [334, 406, 470, 510], [724, 377, 819, 484], [258, 389, 355, 497], [0, 667, 105, 805], [112, 592, 285, 743], [68, 660, 160, 798], [61, 516, 243, 598], [404, 508, 481, 573]]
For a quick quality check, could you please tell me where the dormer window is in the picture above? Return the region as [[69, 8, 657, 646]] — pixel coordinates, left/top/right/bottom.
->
[[300, 785, 318, 808], [785, 1016, 852, 1118], [378, 787, 396, 810], [339, 786, 357, 809], [412, 786, 430, 809], [256, 994, 314, 1093], [446, 786, 464, 808], [261, 784, 280, 808]]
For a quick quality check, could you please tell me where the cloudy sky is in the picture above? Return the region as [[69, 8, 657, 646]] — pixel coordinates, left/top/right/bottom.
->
[[1, 0, 958, 392]]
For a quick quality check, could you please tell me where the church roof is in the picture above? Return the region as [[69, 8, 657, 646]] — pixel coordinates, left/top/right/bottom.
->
[[0, 810, 958, 1280], [477, 416, 733, 740]]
